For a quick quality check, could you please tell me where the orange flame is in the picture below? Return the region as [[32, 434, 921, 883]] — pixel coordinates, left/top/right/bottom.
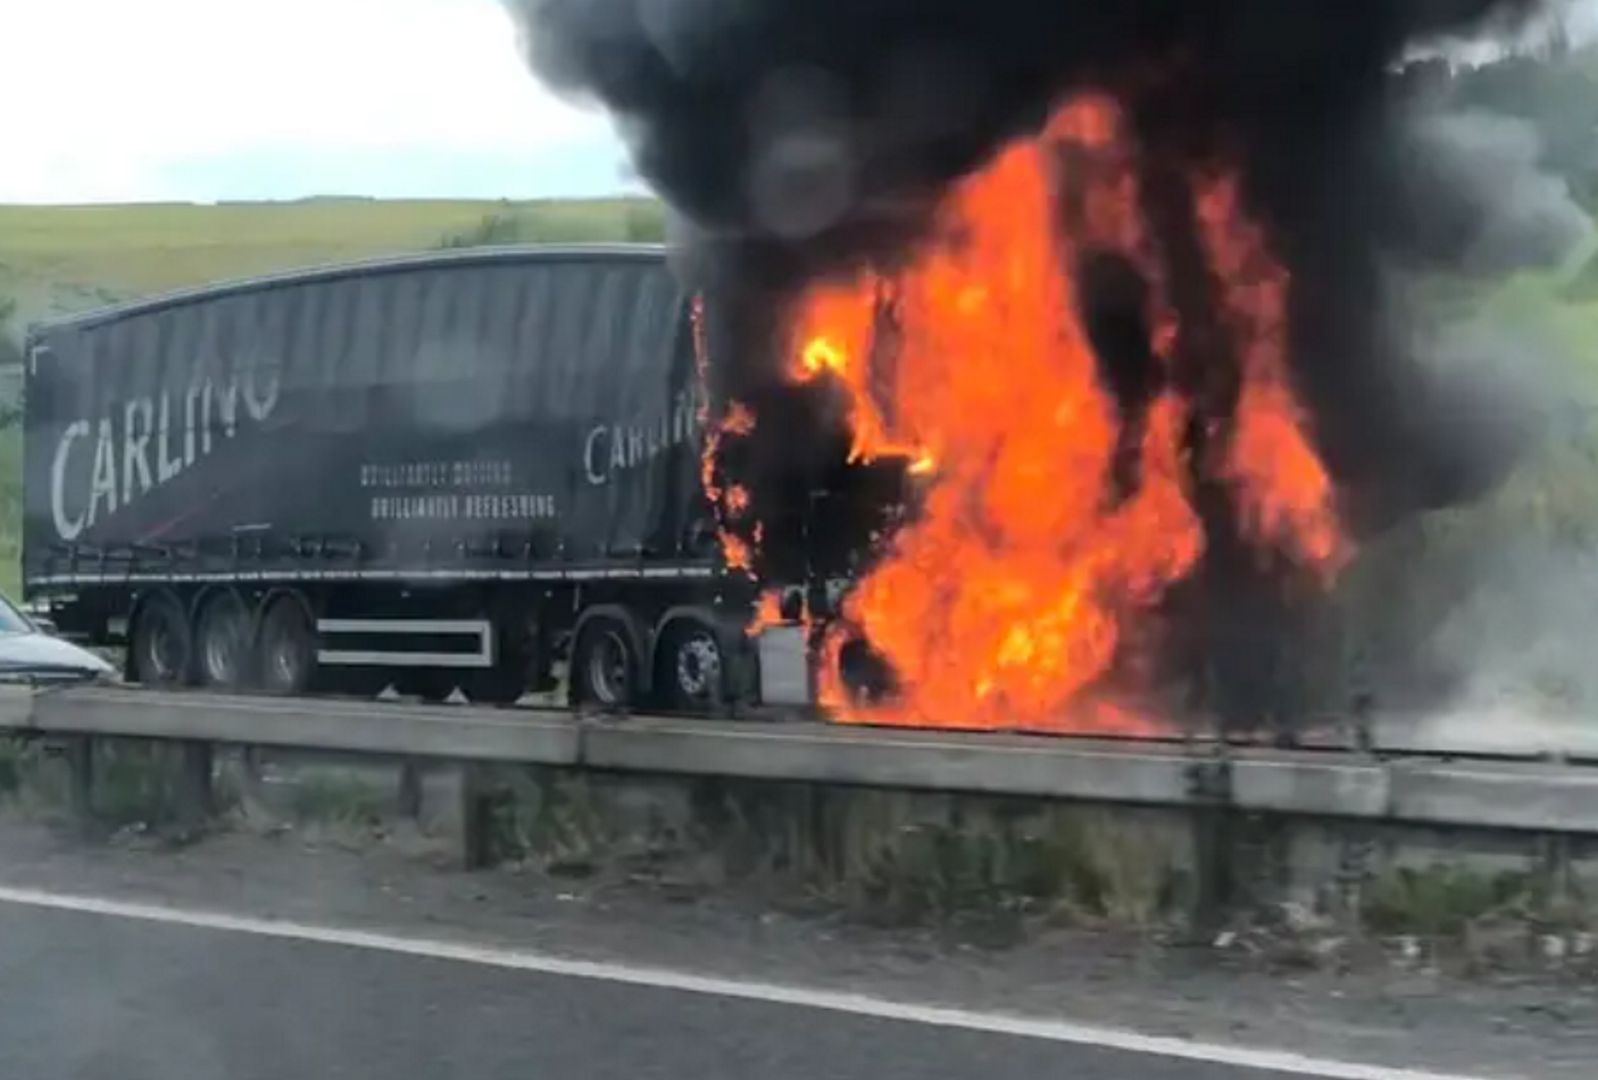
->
[[721, 530, 754, 573], [746, 589, 786, 637], [788, 276, 932, 467], [692, 322, 764, 571], [782, 95, 1345, 732], [722, 401, 756, 436], [1193, 175, 1348, 574]]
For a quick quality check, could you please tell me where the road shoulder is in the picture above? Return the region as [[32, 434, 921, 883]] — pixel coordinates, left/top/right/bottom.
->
[[0, 818, 1589, 1078]]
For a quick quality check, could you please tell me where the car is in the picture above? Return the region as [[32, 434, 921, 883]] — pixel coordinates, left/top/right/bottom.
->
[[0, 593, 115, 684]]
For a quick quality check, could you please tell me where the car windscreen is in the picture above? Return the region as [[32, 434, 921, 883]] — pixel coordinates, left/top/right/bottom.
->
[[0, 595, 36, 635]]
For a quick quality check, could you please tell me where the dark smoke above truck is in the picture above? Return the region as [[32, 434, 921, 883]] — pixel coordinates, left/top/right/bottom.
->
[[23, 244, 845, 710]]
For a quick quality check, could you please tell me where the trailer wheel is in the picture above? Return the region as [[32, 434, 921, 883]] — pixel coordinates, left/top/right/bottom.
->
[[570, 616, 638, 709], [257, 594, 317, 695], [130, 591, 191, 687], [195, 590, 254, 689], [656, 620, 726, 714]]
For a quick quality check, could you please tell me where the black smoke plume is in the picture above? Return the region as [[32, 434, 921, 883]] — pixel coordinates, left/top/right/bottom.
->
[[508, 0, 1565, 724], [510, 0, 1548, 511]]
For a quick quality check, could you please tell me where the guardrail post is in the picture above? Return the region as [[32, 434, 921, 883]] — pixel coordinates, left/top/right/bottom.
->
[[174, 740, 214, 829], [1186, 746, 1234, 938], [398, 759, 423, 819], [420, 762, 493, 870], [462, 764, 492, 870], [1331, 699, 1378, 929], [1331, 828, 1374, 929], [1538, 832, 1575, 916], [65, 735, 94, 828]]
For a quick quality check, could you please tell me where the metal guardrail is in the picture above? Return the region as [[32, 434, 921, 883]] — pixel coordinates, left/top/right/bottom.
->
[[2, 686, 1597, 834], [10, 687, 577, 764]]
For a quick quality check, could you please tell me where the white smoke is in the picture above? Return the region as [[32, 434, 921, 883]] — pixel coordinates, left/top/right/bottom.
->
[[1411, 0, 1598, 62]]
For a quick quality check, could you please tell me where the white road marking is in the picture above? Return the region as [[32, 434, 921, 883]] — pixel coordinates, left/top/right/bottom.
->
[[0, 883, 1495, 1080]]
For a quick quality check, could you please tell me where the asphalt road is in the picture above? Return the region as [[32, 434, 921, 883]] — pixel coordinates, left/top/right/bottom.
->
[[0, 900, 1388, 1080]]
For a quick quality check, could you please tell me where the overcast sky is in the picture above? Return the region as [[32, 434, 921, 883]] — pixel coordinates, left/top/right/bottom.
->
[[4, 0, 1596, 206], [0, 0, 628, 204]]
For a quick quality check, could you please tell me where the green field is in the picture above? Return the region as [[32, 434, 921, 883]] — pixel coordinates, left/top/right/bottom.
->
[[0, 197, 665, 325], [0, 196, 666, 600]]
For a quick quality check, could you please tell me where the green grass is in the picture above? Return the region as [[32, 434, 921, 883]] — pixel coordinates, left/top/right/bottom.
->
[[0, 196, 665, 324], [1361, 865, 1535, 938], [289, 771, 388, 827]]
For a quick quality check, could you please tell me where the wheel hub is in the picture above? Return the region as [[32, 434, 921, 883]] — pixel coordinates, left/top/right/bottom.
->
[[675, 634, 721, 698]]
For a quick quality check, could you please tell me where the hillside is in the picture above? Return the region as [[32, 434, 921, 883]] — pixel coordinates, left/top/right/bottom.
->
[[0, 196, 665, 326]]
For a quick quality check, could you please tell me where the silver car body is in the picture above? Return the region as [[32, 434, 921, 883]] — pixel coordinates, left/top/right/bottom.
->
[[0, 595, 115, 683]]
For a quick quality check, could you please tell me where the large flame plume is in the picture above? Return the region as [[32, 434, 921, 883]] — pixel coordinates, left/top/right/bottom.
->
[[765, 97, 1346, 730]]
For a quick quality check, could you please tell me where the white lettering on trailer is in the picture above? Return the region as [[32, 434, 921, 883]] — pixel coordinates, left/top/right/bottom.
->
[[243, 366, 279, 421], [122, 398, 154, 506], [584, 428, 607, 486], [183, 385, 200, 466], [50, 421, 90, 542], [87, 418, 118, 527], [199, 380, 213, 455], [156, 393, 184, 483], [214, 380, 239, 441], [583, 389, 703, 487], [608, 428, 627, 474], [48, 367, 281, 542]]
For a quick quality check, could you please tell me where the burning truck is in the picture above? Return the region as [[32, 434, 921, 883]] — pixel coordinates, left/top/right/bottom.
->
[[18, 243, 926, 714], [23, 0, 1567, 732]]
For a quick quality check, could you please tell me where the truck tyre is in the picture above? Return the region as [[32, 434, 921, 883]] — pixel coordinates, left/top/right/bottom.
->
[[656, 619, 727, 714], [256, 594, 317, 695], [130, 590, 191, 687], [570, 615, 639, 709], [195, 589, 254, 689]]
